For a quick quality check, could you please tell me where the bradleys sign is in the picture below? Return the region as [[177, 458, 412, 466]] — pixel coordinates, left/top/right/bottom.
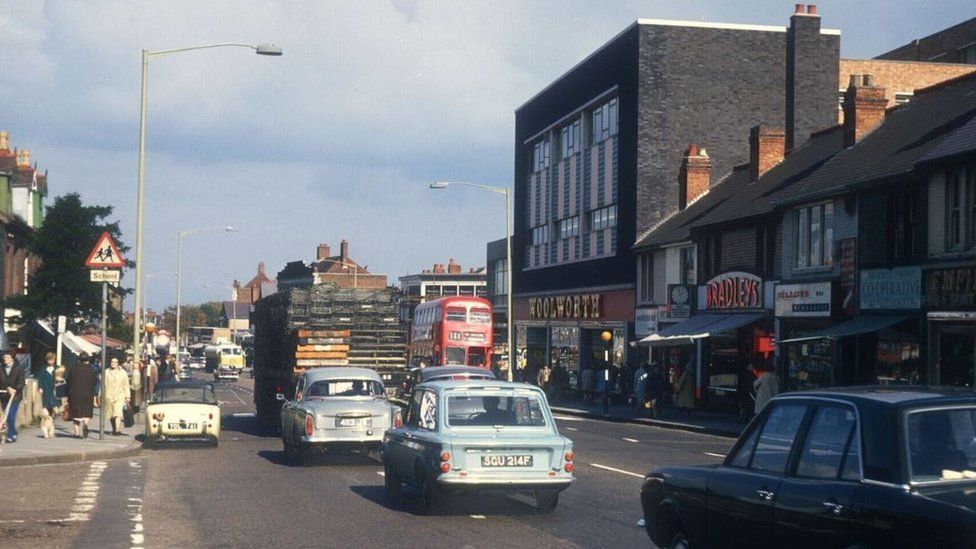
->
[[529, 293, 602, 320], [704, 272, 763, 310]]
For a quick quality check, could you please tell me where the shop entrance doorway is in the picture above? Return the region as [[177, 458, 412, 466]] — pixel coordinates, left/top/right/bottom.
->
[[938, 327, 975, 389]]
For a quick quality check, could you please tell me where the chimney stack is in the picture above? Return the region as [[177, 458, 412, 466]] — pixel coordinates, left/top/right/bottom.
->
[[340, 239, 349, 261], [15, 149, 30, 167], [316, 243, 331, 260], [750, 125, 786, 181], [679, 144, 711, 209], [448, 258, 461, 274], [842, 73, 886, 147], [258, 262, 265, 276], [433, 263, 446, 274], [0, 131, 8, 151]]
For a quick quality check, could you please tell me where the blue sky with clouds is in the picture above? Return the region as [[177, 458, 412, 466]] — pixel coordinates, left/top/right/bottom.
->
[[0, 0, 971, 310]]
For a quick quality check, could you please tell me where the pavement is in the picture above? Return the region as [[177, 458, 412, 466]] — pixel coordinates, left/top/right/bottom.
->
[[549, 396, 746, 438], [0, 405, 143, 467]]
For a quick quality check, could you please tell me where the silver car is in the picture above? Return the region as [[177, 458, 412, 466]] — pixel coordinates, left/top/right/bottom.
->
[[382, 380, 574, 514], [279, 367, 400, 465]]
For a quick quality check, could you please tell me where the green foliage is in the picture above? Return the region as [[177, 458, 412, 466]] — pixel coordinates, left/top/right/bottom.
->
[[4, 193, 130, 326], [199, 301, 224, 326]]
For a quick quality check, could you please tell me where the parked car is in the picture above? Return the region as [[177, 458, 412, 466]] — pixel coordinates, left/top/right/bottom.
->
[[640, 387, 976, 549], [176, 365, 192, 382], [279, 367, 400, 465], [400, 366, 497, 400], [383, 380, 574, 514], [145, 381, 220, 447]]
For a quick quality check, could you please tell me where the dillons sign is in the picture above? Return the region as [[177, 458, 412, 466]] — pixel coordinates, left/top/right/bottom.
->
[[705, 271, 763, 310]]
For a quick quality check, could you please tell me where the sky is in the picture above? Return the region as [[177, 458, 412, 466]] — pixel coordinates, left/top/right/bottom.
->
[[0, 0, 971, 311]]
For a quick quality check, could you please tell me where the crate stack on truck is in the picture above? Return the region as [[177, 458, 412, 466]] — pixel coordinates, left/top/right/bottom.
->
[[253, 283, 407, 423]]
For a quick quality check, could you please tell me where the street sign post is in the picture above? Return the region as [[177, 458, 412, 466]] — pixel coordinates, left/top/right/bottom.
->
[[86, 232, 124, 440]]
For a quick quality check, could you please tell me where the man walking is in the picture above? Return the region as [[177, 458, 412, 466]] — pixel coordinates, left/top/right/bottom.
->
[[753, 362, 780, 415], [0, 351, 25, 442]]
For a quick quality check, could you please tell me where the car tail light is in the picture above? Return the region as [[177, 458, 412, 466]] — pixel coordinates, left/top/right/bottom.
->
[[564, 451, 574, 462], [440, 451, 451, 462], [152, 412, 165, 421], [208, 413, 214, 420], [305, 415, 314, 437], [564, 462, 575, 473], [440, 462, 451, 473], [393, 411, 403, 429]]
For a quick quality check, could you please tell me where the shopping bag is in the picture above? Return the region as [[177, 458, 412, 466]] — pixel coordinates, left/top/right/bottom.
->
[[122, 403, 134, 428]]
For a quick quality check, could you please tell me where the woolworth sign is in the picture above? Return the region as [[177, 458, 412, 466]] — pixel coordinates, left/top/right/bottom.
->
[[528, 293, 602, 320]]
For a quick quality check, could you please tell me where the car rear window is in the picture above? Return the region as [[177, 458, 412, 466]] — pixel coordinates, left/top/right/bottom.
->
[[154, 387, 216, 404], [305, 380, 384, 398], [447, 394, 547, 427]]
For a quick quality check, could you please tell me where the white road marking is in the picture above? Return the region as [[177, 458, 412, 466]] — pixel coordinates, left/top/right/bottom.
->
[[470, 515, 486, 519], [704, 452, 726, 458], [589, 463, 645, 479], [227, 387, 247, 405], [564, 427, 578, 431], [552, 415, 586, 422], [232, 412, 255, 418], [622, 437, 639, 443], [376, 471, 385, 477]]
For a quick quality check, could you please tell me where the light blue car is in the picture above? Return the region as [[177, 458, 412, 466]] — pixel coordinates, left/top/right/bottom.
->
[[382, 380, 575, 514]]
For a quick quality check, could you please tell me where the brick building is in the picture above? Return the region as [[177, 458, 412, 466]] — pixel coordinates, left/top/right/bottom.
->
[[275, 240, 387, 291], [837, 58, 974, 121], [512, 5, 840, 382], [876, 17, 976, 64], [398, 258, 487, 326], [233, 262, 274, 304]]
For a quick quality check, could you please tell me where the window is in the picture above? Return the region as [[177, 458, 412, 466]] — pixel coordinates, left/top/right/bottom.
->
[[959, 43, 976, 64], [589, 204, 617, 231], [560, 120, 581, 159], [796, 202, 834, 268], [492, 258, 507, 296], [558, 216, 579, 239], [445, 307, 466, 322], [469, 308, 491, 324], [795, 405, 858, 480], [446, 394, 547, 427], [947, 169, 964, 250], [907, 407, 976, 482], [889, 190, 919, 261], [894, 92, 913, 105], [305, 379, 384, 398], [531, 137, 550, 173], [751, 403, 808, 474], [638, 252, 653, 303], [590, 98, 618, 145], [445, 347, 465, 365], [531, 224, 550, 245], [680, 246, 696, 285], [729, 422, 762, 468]]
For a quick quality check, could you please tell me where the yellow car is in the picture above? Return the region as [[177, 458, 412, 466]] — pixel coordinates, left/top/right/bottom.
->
[[145, 381, 221, 447]]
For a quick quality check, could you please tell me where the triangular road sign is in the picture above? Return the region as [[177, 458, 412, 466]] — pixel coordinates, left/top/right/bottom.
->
[[85, 231, 125, 268]]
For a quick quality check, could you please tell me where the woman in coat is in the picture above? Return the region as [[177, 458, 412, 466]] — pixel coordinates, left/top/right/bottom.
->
[[37, 352, 60, 415], [129, 360, 143, 412], [66, 359, 97, 438], [103, 358, 130, 435], [674, 366, 695, 411]]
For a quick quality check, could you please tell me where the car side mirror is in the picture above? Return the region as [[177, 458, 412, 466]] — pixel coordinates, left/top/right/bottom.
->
[[275, 393, 285, 401]]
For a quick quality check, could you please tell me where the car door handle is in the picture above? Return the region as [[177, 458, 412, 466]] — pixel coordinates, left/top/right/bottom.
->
[[756, 489, 775, 502], [822, 500, 844, 516]]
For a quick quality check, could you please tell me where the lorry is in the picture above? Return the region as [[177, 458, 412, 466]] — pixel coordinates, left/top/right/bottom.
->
[[252, 283, 407, 425], [205, 343, 246, 381]]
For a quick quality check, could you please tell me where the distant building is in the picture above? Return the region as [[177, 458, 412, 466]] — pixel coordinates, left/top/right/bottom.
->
[[838, 58, 974, 121], [275, 239, 387, 291], [233, 262, 274, 304], [876, 17, 976, 64], [220, 301, 250, 333], [398, 259, 487, 323], [485, 239, 508, 355]]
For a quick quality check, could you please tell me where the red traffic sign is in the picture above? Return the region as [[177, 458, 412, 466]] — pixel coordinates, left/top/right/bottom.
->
[[85, 231, 125, 268]]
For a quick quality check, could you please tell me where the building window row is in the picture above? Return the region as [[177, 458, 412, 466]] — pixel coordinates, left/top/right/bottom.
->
[[590, 204, 617, 231], [531, 224, 550, 245], [557, 216, 580, 239], [531, 137, 550, 173], [946, 165, 976, 251], [796, 202, 834, 269], [492, 258, 507, 296], [591, 98, 618, 145], [560, 120, 581, 159]]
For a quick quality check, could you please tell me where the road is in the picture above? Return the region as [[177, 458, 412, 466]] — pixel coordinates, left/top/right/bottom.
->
[[1, 374, 733, 548]]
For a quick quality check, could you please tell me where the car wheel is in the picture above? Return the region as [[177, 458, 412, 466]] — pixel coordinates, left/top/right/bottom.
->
[[669, 530, 691, 549], [384, 462, 402, 501], [416, 467, 439, 514], [535, 491, 559, 512]]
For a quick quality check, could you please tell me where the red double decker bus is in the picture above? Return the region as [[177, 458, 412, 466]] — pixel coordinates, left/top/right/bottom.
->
[[408, 296, 493, 367]]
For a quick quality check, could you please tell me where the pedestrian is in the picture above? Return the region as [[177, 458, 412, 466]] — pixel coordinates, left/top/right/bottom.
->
[[0, 351, 25, 443], [753, 362, 781, 415], [90, 355, 102, 408], [37, 352, 60, 417], [145, 357, 158, 400], [536, 362, 551, 392], [632, 362, 647, 415], [103, 358, 130, 435], [129, 359, 143, 412], [550, 362, 568, 400], [66, 358, 97, 438], [737, 360, 756, 422], [157, 355, 169, 383], [645, 362, 665, 418], [580, 366, 594, 404], [165, 355, 179, 382], [674, 365, 694, 412]]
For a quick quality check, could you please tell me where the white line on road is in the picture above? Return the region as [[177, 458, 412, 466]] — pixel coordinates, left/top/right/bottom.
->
[[470, 515, 486, 519], [226, 386, 247, 405], [622, 437, 639, 443], [377, 471, 385, 477], [589, 463, 645, 479], [564, 427, 578, 431], [552, 415, 586, 422], [704, 452, 726, 458]]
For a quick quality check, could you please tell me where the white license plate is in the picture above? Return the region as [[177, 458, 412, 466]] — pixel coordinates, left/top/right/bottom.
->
[[168, 422, 198, 430], [336, 418, 371, 427], [481, 454, 533, 467]]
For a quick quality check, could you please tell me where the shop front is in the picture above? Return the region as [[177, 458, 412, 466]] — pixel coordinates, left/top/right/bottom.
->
[[923, 264, 976, 388], [775, 281, 837, 391], [640, 272, 774, 412], [513, 289, 633, 391]]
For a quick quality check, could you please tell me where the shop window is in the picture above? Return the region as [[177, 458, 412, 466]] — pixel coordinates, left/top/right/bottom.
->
[[795, 202, 834, 269], [638, 252, 653, 303]]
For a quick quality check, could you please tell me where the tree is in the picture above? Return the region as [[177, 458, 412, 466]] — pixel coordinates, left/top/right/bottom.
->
[[4, 194, 130, 327], [199, 301, 224, 326]]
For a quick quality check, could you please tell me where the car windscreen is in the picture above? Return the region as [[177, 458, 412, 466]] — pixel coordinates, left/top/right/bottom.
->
[[907, 407, 976, 482], [305, 379, 384, 399], [446, 393, 547, 427], [153, 387, 216, 404]]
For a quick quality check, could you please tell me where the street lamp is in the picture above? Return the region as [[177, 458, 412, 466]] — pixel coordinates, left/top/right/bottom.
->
[[429, 180, 513, 381], [131, 42, 281, 360], [175, 226, 237, 352], [203, 284, 240, 343]]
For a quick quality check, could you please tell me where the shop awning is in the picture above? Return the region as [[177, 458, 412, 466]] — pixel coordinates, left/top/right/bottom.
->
[[638, 312, 765, 346], [779, 314, 913, 344]]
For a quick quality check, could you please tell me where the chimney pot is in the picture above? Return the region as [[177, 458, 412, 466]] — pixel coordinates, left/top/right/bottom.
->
[[258, 262, 265, 275], [680, 144, 712, 208], [15, 149, 30, 167], [795, 3, 804, 13], [806, 4, 817, 15], [687, 143, 698, 157], [316, 243, 331, 260], [340, 239, 349, 261], [750, 125, 787, 181], [0, 131, 8, 151]]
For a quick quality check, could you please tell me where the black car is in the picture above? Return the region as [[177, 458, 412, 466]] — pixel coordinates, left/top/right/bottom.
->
[[641, 387, 976, 549], [400, 366, 496, 400]]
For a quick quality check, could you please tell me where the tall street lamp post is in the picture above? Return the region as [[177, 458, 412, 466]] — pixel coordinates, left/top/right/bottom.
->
[[176, 226, 237, 352], [132, 42, 281, 359], [429, 181, 513, 382]]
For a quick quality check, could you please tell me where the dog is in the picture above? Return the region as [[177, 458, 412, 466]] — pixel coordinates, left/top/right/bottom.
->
[[39, 408, 55, 439]]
